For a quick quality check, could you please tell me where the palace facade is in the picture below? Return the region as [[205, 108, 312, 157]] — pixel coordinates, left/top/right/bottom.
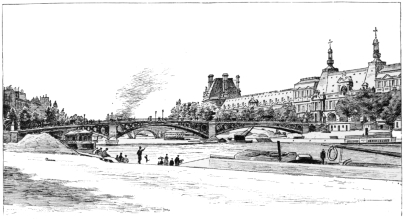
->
[[202, 28, 401, 123]]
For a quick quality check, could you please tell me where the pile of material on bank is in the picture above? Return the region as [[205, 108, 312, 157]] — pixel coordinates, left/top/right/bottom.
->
[[234, 149, 321, 164], [4, 133, 76, 155]]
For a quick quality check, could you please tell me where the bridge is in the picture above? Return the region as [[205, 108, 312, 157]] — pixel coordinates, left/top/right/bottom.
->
[[16, 120, 320, 141]]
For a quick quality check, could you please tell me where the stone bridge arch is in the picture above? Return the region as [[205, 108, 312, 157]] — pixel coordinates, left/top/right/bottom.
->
[[131, 128, 159, 138], [116, 122, 209, 139]]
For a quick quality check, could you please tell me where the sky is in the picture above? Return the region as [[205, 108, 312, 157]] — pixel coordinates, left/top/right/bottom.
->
[[2, 2, 401, 120]]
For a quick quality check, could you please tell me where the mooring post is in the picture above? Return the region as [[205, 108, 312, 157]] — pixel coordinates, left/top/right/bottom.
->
[[277, 141, 282, 161], [339, 147, 343, 164]]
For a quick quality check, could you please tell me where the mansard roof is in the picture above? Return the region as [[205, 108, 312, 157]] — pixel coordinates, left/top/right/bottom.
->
[[205, 77, 239, 99], [379, 63, 401, 73]]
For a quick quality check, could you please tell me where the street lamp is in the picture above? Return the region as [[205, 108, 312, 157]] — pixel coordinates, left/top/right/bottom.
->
[[155, 111, 157, 121], [162, 109, 164, 120]]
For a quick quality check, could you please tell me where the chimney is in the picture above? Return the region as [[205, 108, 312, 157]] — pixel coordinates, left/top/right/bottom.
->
[[222, 73, 229, 92], [208, 74, 214, 89]]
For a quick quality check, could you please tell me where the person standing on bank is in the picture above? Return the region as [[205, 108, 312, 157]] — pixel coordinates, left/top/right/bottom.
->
[[164, 154, 169, 165], [174, 155, 180, 166], [137, 146, 146, 164], [320, 149, 326, 164]]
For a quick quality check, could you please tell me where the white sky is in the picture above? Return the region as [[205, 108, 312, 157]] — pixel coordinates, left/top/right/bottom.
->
[[2, 1, 401, 120]]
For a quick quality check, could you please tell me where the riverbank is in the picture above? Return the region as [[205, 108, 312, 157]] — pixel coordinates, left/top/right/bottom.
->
[[3, 150, 402, 216]]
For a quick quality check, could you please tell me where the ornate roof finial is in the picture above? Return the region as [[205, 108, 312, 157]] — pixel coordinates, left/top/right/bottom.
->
[[328, 39, 333, 48], [373, 27, 378, 39]]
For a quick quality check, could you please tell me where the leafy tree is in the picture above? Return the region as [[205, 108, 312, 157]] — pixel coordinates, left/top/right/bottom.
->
[[381, 92, 401, 127], [254, 108, 265, 121], [303, 111, 314, 123], [58, 108, 67, 124], [45, 107, 56, 125], [275, 103, 300, 122], [19, 107, 32, 129], [216, 110, 232, 121], [354, 88, 383, 121], [3, 103, 11, 118], [32, 111, 42, 127], [262, 107, 275, 121], [335, 96, 361, 122]]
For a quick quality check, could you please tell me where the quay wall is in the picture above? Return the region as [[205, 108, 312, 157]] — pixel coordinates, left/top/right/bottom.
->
[[209, 157, 401, 181]]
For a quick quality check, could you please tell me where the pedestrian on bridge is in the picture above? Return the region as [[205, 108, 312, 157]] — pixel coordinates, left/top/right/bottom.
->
[[137, 146, 146, 164]]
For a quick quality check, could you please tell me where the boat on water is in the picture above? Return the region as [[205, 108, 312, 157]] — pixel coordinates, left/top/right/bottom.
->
[[344, 132, 396, 144], [187, 138, 202, 143], [164, 130, 185, 140], [63, 130, 97, 150], [105, 139, 119, 146], [73, 150, 120, 163]]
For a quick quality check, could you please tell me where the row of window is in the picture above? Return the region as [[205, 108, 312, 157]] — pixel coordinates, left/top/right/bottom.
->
[[223, 97, 292, 109], [296, 100, 338, 112], [294, 89, 313, 98], [376, 79, 401, 88]]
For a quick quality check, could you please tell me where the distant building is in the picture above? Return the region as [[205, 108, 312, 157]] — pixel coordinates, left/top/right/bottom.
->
[[214, 28, 400, 124], [3, 85, 54, 119], [202, 73, 241, 107]]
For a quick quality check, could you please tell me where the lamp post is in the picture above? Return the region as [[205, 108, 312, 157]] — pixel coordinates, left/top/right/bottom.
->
[[162, 109, 164, 120], [155, 111, 157, 122], [84, 114, 86, 125]]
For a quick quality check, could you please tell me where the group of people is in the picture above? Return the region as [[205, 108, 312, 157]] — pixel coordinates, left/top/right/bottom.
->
[[115, 153, 129, 163], [158, 154, 183, 166], [93, 147, 129, 163], [93, 147, 111, 158]]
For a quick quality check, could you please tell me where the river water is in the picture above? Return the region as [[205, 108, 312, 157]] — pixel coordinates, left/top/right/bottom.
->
[[102, 138, 401, 167]]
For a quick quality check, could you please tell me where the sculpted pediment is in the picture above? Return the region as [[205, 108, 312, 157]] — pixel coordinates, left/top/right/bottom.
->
[[337, 75, 352, 83]]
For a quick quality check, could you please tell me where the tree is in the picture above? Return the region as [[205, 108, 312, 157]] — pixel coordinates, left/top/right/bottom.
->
[[354, 88, 382, 121], [303, 111, 314, 123], [32, 111, 42, 127], [58, 108, 67, 124], [240, 108, 252, 121], [3, 103, 11, 118], [381, 92, 401, 127], [275, 103, 300, 122], [254, 108, 265, 121], [19, 107, 32, 129], [262, 107, 275, 121], [335, 96, 361, 122], [45, 107, 56, 125], [216, 110, 232, 121]]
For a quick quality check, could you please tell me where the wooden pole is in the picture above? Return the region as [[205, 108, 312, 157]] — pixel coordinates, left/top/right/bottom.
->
[[277, 141, 282, 161]]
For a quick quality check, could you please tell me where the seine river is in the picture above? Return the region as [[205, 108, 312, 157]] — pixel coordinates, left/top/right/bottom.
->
[[103, 138, 401, 167]]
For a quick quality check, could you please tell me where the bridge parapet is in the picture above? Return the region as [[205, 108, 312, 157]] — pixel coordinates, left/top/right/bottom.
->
[[17, 120, 320, 140]]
